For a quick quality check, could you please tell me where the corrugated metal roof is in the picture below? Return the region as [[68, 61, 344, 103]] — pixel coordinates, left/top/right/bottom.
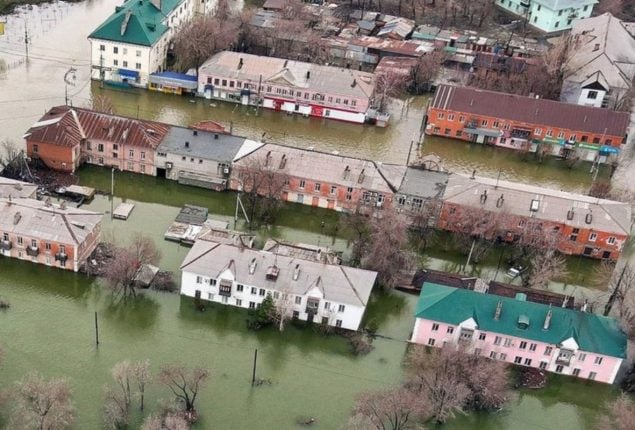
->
[[431, 85, 630, 137]]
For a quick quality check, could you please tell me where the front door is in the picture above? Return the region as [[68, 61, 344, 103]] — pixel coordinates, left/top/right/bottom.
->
[[583, 247, 593, 256], [312, 196, 319, 207], [195, 290, 201, 300], [307, 313, 314, 323]]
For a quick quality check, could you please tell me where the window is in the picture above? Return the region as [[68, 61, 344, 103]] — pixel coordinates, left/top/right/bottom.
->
[[519, 341, 527, 350], [128, 150, 134, 158], [123, 48, 127, 55], [518, 219, 526, 227], [578, 353, 586, 362], [490, 351, 497, 359], [494, 336, 502, 346], [249, 302, 256, 309], [259, 289, 265, 296], [136, 50, 142, 57], [141, 152, 145, 160], [251, 287, 257, 295], [608, 236, 617, 245], [210, 279, 217, 286], [113, 46, 119, 54], [236, 299, 242, 306], [428, 338, 436, 346], [537, 4, 541, 9], [584, 4, 589, 11], [493, 120, 500, 127], [229, 81, 235, 88], [556, 365, 564, 373], [558, 9, 563, 15], [444, 128, 451, 135], [479, 333, 486, 341], [437, 112, 445, 120], [336, 320, 343, 328], [500, 353, 507, 361], [535, 128, 542, 135], [455, 130, 462, 137], [113, 59, 119, 66], [448, 114, 455, 121], [589, 232, 597, 242], [446, 326, 454, 334], [524, 358, 532, 366], [558, 131, 565, 138], [324, 301, 330, 310], [17, 236, 23, 246], [589, 371, 597, 380], [504, 338, 512, 347], [123, 61, 128, 68], [474, 348, 482, 356], [338, 304, 345, 312], [555, 21, 560, 28], [98, 144, 104, 152], [529, 343, 537, 352], [295, 296, 302, 305], [533, 16, 537, 23], [299, 180, 305, 189], [594, 356, 603, 365], [514, 356, 522, 364], [481, 119, 488, 126], [273, 292, 279, 299], [135, 63, 141, 70], [330, 185, 337, 195], [587, 90, 598, 100], [314, 183, 321, 192], [539, 361, 548, 370], [572, 368, 581, 377], [45, 242, 51, 251], [432, 323, 439, 331], [196, 276, 202, 284], [140, 165, 145, 174], [99, 44, 105, 51], [546, 129, 553, 137], [237, 284, 243, 292]]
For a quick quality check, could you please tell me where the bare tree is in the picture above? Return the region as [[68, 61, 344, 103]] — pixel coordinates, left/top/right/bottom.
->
[[361, 211, 413, 288], [412, 51, 446, 92], [102, 386, 129, 430], [133, 359, 151, 411], [271, 289, 294, 331], [157, 364, 209, 413], [142, 413, 190, 430], [0, 139, 21, 175], [525, 248, 569, 289], [112, 360, 133, 407], [374, 69, 408, 112], [103, 234, 161, 297], [350, 387, 429, 430], [10, 373, 74, 430], [597, 394, 635, 430], [339, 213, 371, 266], [91, 94, 115, 114]]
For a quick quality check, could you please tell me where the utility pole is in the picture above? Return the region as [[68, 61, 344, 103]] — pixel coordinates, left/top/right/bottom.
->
[[24, 21, 29, 61], [251, 348, 258, 386], [604, 264, 628, 316], [110, 167, 115, 220], [94, 312, 100, 346], [64, 67, 77, 106]]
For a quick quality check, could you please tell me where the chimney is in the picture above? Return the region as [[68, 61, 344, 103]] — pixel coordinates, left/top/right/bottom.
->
[[249, 258, 257, 275], [214, 134, 219, 140], [357, 168, 365, 184], [543, 306, 553, 330], [13, 211, 21, 225], [494, 300, 502, 320], [593, 43, 600, 51], [351, 79, 357, 87], [279, 154, 287, 169], [193, 129, 198, 136], [238, 58, 244, 69], [292, 263, 301, 281], [343, 165, 351, 180], [265, 151, 271, 166], [581, 300, 588, 312], [185, 141, 190, 148], [306, 71, 311, 79]]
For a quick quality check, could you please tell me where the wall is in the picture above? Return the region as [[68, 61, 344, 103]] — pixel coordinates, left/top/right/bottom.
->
[[181, 270, 365, 330], [411, 317, 622, 383], [26, 139, 77, 172], [578, 88, 606, 108], [89, 39, 153, 86], [157, 151, 229, 185], [1, 231, 76, 272], [496, 0, 594, 32], [82, 139, 156, 175]]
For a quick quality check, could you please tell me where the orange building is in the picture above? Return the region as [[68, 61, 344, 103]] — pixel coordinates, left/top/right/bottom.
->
[[25, 106, 169, 175], [426, 85, 629, 161], [438, 174, 631, 260]]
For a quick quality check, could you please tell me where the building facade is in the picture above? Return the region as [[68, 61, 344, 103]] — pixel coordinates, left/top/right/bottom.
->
[[496, 0, 595, 33], [198, 52, 377, 124], [0, 198, 102, 272], [25, 106, 169, 175], [230, 143, 405, 213], [427, 85, 629, 162], [411, 283, 626, 384], [437, 174, 631, 260], [180, 240, 377, 330], [562, 13, 635, 110], [88, 0, 196, 87]]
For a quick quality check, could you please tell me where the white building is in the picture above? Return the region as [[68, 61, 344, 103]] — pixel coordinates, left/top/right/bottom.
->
[[88, 0, 196, 87], [180, 240, 378, 330], [561, 13, 635, 109], [496, 0, 595, 33]]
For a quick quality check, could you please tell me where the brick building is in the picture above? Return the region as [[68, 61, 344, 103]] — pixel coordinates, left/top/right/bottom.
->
[[0, 197, 102, 272], [230, 143, 406, 213], [438, 174, 631, 260], [426, 85, 630, 162], [25, 106, 169, 174]]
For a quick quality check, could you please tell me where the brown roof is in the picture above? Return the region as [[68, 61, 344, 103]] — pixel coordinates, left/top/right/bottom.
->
[[431, 85, 630, 137], [190, 120, 228, 134], [25, 106, 170, 149]]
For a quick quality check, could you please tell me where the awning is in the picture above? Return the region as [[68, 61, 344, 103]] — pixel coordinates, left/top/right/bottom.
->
[[118, 69, 139, 78], [149, 72, 198, 90], [600, 145, 620, 154], [463, 127, 501, 137]]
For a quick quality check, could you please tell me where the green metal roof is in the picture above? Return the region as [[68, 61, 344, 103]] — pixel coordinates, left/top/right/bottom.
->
[[88, 0, 182, 46], [415, 282, 627, 358]]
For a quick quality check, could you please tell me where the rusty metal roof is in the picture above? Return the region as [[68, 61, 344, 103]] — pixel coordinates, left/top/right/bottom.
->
[[25, 106, 170, 149]]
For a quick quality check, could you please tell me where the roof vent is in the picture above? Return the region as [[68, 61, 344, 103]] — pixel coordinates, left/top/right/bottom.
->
[[249, 258, 257, 275], [238, 58, 244, 70], [567, 209, 574, 220], [292, 263, 301, 281], [71, 221, 86, 229], [517, 314, 529, 330], [283, 60, 288, 67], [343, 165, 351, 180], [593, 43, 600, 51], [357, 168, 365, 184], [585, 213, 593, 224], [185, 141, 190, 148], [266, 265, 279, 280], [494, 300, 502, 320], [279, 154, 287, 169], [265, 151, 272, 166], [214, 134, 219, 140], [13, 211, 21, 225], [193, 130, 198, 136], [147, 128, 156, 136], [60, 201, 66, 210], [351, 79, 357, 87], [480, 189, 487, 204], [306, 71, 310, 79], [496, 194, 504, 208], [530, 199, 539, 212], [543, 306, 553, 330]]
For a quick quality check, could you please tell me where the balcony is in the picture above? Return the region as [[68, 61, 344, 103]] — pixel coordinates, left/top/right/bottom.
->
[[219, 283, 232, 297], [1, 240, 11, 251], [305, 298, 320, 315], [55, 252, 68, 263], [556, 350, 573, 366], [26, 246, 39, 257], [520, 0, 530, 6], [511, 129, 531, 139]]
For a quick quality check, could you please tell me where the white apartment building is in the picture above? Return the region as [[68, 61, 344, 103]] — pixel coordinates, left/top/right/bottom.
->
[[180, 240, 377, 331]]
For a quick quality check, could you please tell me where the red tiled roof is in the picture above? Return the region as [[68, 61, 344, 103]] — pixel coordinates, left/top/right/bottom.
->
[[25, 106, 170, 149], [190, 120, 228, 134], [431, 85, 630, 137]]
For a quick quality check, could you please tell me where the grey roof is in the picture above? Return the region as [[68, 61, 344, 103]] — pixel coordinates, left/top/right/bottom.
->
[[398, 168, 449, 199], [199, 52, 375, 100], [0, 198, 102, 245], [175, 204, 208, 225], [565, 13, 635, 92], [158, 126, 248, 162], [263, 238, 341, 264], [233, 143, 406, 194], [181, 240, 377, 307], [443, 174, 632, 235], [0, 178, 37, 199]]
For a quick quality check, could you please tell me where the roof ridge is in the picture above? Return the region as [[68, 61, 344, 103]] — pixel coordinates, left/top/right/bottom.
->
[[179, 241, 220, 269], [60, 214, 79, 245], [338, 266, 367, 306]]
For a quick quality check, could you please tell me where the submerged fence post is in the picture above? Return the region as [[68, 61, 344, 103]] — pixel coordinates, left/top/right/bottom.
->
[[94, 311, 99, 347], [251, 348, 258, 386]]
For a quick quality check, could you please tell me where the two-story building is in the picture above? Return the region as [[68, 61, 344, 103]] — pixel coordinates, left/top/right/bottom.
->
[[411, 282, 627, 384], [0, 178, 37, 199], [88, 0, 196, 87], [197, 51, 377, 124], [25, 106, 169, 174], [426, 85, 630, 161], [179, 239, 377, 330], [155, 125, 263, 190], [496, 0, 595, 33], [562, 13, 635, 110], [438, 174, 631, 260], [0, 198, 102, 272], [230, 143, 406, 213]]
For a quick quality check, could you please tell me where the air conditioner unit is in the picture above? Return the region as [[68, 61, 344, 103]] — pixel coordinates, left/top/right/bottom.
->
[[165, 162, 173, 169], [223, 167, 230, 174]]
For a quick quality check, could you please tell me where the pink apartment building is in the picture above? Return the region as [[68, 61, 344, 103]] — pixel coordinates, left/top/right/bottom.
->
[[411, 282, 627, 384]]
